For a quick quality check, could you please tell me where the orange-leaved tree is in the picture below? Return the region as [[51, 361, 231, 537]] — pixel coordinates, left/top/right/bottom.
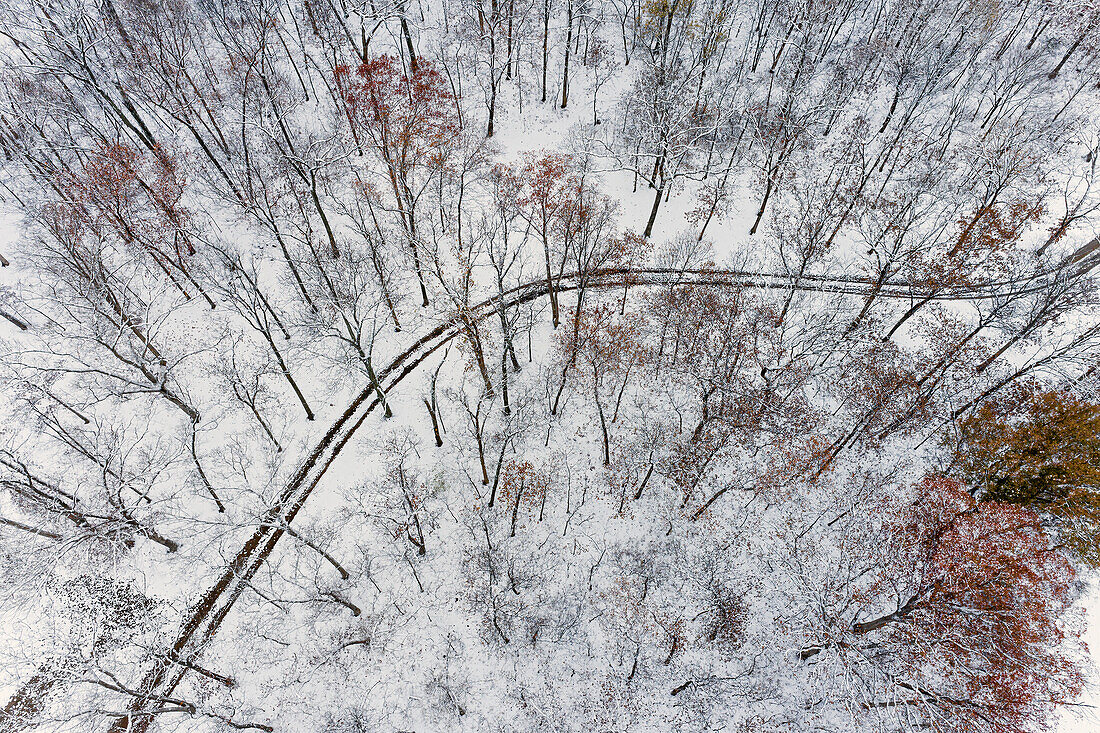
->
[[336, 55, 459, 306], [954, 385, 1100, 564], [849, 475, 1085, 732]]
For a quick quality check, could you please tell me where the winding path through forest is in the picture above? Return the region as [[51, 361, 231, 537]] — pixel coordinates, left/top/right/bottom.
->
[[8, 251, 1098, 733]]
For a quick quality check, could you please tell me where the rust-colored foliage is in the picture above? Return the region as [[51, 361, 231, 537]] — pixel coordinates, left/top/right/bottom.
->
[[497, 461, 549, 513], [497, 460, 551, 534], [955, 385, 1100, 565], [558, 304, 649, 378], [911, 199, 1042, 289], [648, 283, 818, 502], [836, 338, 926, 438], [57, 142, 192, 263], [954, 201, 1045, 257], [599, 572, 687, 670], [555, 304, 651, 465], [754, 435, 831, 495], [863, 475, 1084, 731], [336, 55, 458, 172], [684, 180, 729, 227], [518, 153, 582, 222], [650, 284, 785, 423]]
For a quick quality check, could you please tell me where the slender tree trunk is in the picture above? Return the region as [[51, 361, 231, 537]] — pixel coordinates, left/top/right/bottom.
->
[[644, 181, 664, 238], [749, 176, 775, 235], [424, 398, 443, 446], [1049, 31, 1085, 79], [365, 359, 393, 418], [401, 12, 418, 72], [500, 341, 511, 414], [542, 0, 550, 102], [510, 476, 524, 537], [542, 232, 560, 327], [594, 377, 610, 466], [476, 425, 490, 486], [190, 428, 225, 512], [884, 293, 935, 341], [852, 594, 921, 634], [561, 0, 573, 108], [309, 170, 340, 258], [0, 308, 28, 330], [237, 387, 281, 451], [262, 330, 314, 420]]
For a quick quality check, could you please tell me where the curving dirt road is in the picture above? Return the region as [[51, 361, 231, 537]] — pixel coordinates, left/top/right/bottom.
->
[[8, 258, 1093, 733]]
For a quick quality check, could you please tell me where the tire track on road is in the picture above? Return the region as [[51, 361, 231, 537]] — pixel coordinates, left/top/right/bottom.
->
[[63, 260, 1100, 732]]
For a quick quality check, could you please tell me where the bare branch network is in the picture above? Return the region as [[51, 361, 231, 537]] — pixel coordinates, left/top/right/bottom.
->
[[0, 1, 1098, 732]]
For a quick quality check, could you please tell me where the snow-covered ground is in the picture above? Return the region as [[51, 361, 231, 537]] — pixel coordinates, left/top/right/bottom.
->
[[1060, 584, 1100, 732], [1, 3, 1099, 730]]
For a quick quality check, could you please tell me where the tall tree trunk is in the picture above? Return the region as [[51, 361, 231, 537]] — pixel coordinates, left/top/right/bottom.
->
[[542, 0, 550, 102], [644, 181, 664, 238], [561, 1, 573, 108]]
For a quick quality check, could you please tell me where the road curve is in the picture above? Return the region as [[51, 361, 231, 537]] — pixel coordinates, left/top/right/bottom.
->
[[47, 259, 1100, 732]]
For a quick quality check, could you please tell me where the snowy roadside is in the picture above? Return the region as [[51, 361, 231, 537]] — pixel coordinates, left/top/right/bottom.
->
[[1060, 582, 1100, 732]]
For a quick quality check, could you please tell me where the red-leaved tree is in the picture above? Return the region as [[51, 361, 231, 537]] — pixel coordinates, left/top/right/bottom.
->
[[336, 55, 459, 306], [845, 475, 1085, 732], [515, 153, 583, 328], [58, 142, 206, 304]]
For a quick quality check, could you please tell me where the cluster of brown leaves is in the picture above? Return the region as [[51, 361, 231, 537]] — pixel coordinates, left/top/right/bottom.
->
[[955, 384, 1100, 565]]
